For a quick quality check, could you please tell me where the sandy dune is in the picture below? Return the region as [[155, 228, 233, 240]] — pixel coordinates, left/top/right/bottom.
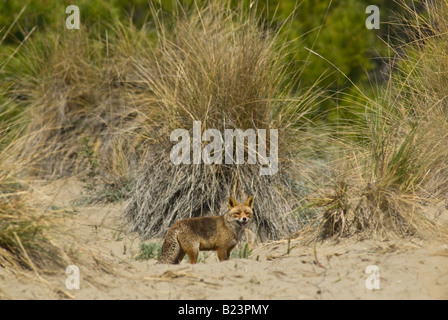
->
[[1, 178, 447, 300]]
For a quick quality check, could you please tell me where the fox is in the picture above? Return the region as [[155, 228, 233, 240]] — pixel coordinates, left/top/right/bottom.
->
[[157, 196, 254, 264]]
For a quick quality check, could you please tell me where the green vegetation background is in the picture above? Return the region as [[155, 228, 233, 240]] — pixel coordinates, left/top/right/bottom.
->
[[0, 0, 421, 123]]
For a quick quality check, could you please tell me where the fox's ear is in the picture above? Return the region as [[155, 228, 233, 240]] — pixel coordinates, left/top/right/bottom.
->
[[228, 197, 238, 209], [244, 196, 254, 209]]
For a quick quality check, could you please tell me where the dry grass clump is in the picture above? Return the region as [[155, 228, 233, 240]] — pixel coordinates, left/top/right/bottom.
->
[[310, 0, 448, 240], [124, 3, 323, 241], [1, 23, 157, 206], [0, 11, 67, 276], [6, 27, 143, 185], [0, 22, 84, 276], [0, 111, 68, 272], [0, 190, 66, 271], [0, 102, 112, 282]]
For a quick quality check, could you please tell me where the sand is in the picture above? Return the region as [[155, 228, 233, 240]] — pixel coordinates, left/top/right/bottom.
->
[[1, 177, 447, 300]]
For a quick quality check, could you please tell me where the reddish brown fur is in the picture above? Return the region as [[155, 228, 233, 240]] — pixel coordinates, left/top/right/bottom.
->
[[158, 196, 254, 264]]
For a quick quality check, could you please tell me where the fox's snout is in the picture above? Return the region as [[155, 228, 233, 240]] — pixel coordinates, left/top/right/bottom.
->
[[233, 212, 251, 227]]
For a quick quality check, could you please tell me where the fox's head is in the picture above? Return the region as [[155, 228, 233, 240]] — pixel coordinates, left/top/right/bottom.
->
[[226, 196, 254, 228]]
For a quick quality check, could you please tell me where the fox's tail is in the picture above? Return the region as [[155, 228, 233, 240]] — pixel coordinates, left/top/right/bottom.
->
[[157, 230, 181, 264]]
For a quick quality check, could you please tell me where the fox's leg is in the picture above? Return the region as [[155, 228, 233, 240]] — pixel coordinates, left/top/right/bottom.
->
[[226, 246, 235, 260], [216, 248, 229, 261], [179, 238, 199, 264], [186, 247, 199, 264], [176, 249, 186, 264]]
